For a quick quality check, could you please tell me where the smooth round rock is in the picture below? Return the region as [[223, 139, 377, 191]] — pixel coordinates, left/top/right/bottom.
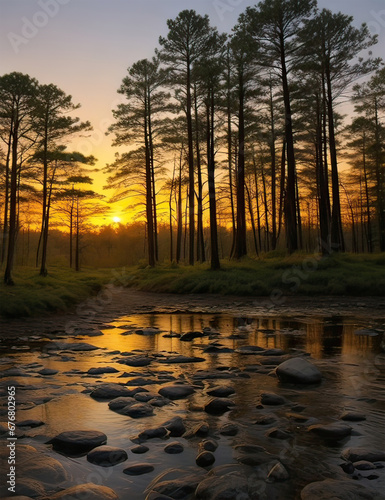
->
[[204, 398, 235, 414], [260, 393, 286, 406], [206, 386, 235, 398], [16, 420, 45, 428], [267, 462, 290, 481], [342, 447, 385, 463], [48, 483, 118, 499], [87, 367, 119, 375], [161, 417, 186, 437], [38, 368, 58, 376], [131, 445, 149, 454], [267, 428, 291, 440], [200, 439, 218, 452], [138, 427, 168, 440], [340, 412, 366, 422], [196, 451, 215, 467], [219, 423, 239, 436], [48, 430, 107, 452], [87, 446, 128, 467], [308, 422, 352, 441], [123, 463, 155, 475], [123, 403, 154, 418], [108, 397, 136, 411], [164, 441, 184, 454], [90, 384, 133, 399], [195, 472, 249, 499], [353, 461, 377, 470], [158, 385, 195, 400], [276, 357, 322, 384], [301, 479, 378, 499]]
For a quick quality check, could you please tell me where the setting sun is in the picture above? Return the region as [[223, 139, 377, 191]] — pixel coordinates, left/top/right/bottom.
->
[[112, 216, 121, 223]]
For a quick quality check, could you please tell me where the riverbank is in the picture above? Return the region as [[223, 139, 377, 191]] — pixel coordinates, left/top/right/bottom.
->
[[0, 286, 384, 341], [0, 253, 384, 320]]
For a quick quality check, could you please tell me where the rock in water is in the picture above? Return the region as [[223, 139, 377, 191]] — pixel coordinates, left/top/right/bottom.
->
[[341, 447, 385, 463], [300, 479, 378, 499], [90, 384, 133, 399], [260, 393, 286, 406], [48, 483, 118, 499], [276, 357, 322, 384], [87, 446, 128, 467], [204, 398, 235, 414], [48, 430, 107, 453], [308, 422, 352, 441], [195, 472, 249, 499], [196, 451, 215, 467], [158, 385, 195, 400], [161, 417, 186, 437], [123, 464, 155, 475], [164, 442, 184, 454]]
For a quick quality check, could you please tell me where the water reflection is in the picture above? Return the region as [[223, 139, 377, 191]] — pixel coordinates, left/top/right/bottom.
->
[[0, 312, 383, 499]]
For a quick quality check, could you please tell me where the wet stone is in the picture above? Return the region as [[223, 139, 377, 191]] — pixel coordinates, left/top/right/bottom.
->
[[267, 461, 290, 481], [164, 441, 184, 454], [196, 451, 215, 467], [219, 423, 239, 436], [16, 420, 45, 428], [108, 397, 136, 411], [340, 412, 367, 422], [267, 428, 292, 440], [308, 422, 352, 441], [138, 427, 168, 440], [131, 445, 149, 454], [260, 393, 287, 406], [118, 356, 153, 367], [200, 439, 218, 452], [276, 357, 322, 384], [342, 447, 385, 463], [48, 430, 107, 453], [90, 383, 133, 400], [123, 463, 155, 475], [184, 422, 210, 439], [123, 403, 154, 418], [206, 385, 235, 398], [87, 446, 128, 467], [87, 367, 119, 375], [195, 471, 249, 499], [161, 416, 186, 437], [158, 384, 195, 400], [180, 331, 204, 341], [353, 461, 377, 470], [300, 479, 378, 500], [204, 398, 235, 415], [48, 483, 118, 499], [38, 368, 58, 376], [254, 414, 277, 426]]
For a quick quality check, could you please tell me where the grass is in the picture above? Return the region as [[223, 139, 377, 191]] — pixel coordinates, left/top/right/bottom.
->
[[1, 253, 383, 318], [128, 252, 385, 297], [0, 266, 114, 318]]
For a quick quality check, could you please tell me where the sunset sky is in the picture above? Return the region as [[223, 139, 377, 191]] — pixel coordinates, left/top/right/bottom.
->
[[1, 0, 384, 225]]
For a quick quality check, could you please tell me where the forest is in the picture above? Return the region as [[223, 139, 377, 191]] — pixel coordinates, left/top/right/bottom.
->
[[1, 0, 385, 285]]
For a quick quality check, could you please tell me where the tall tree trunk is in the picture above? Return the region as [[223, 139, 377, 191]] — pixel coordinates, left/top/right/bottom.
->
[[147, 87, 158, 262], [277, 140, 286, 242], [195, 85, 205, 262], [144, 89, 155, 268], [280, 32, 298, 253], [325, 65, 345, 252], [4, 118, 19, 285], [176, 149, 183, 263], [246, 182, 259, 256], [186, 61, 195, 265], [207, 89, 220, 270], [75, 196, 80, 272], [316, 93, 330, 254], [234, 71, 247, 259], [269, 78, 277, 250], [260, 161, 270, 252], [362, 133, 373, 253], [1, 128, 12, 265], [374, 98, 385, 251]]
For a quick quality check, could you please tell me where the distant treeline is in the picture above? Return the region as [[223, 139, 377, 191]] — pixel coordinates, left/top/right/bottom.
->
[[1, 0, 385, 284]]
